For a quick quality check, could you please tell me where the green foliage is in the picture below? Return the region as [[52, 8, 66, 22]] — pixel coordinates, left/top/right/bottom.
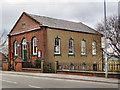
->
[[34, 58, 41, 68]]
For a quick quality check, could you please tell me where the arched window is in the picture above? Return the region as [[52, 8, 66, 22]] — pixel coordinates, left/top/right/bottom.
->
[[81, 40, 86, 55], [14, 41, 18, 56], [69, 39, 74, 54], [22, 39, 27, 60], [54, 38, 60, 54], [92, 41, 97, 55], [33, 37, 37, 55]]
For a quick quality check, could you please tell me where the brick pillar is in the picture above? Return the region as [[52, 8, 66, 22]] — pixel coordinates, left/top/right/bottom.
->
[[6, 62, 9, 71], [55, 61, 58, 73], [41, 60, 44, 73], [14, 61, 16, 71]]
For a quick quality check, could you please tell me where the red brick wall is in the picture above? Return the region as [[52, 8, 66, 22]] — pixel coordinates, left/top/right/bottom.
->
[[2, 62, 8, 71], [8, 13, 47, 70], [9, 28, 47, 69], [15, 62, 41, 73], [15, 62, 22, 71], [11, 13, 40, 34]]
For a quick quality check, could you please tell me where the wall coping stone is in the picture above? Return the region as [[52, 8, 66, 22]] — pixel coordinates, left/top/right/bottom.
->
[[57, 69, 120, 75], [22, 68, 41, 71]]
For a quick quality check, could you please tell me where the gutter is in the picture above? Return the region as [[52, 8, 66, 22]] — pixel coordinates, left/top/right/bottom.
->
[[40, 25, 99, 35], [8, 27, 41, 36], [8, 25, 101, 36]]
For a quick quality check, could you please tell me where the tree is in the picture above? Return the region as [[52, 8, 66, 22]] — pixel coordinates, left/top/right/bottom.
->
[[0, 30, 8, 56], [96, 15, 120, 59]]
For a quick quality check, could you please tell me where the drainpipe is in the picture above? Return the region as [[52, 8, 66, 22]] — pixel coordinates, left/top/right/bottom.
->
[[7, 34, 11, 70]]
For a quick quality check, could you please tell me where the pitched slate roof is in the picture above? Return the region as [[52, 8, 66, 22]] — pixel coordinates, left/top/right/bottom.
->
[[26, 12, 99, 34]]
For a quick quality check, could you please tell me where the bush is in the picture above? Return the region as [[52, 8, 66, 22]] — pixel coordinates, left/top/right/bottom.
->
[[34, 58, 41, 68]]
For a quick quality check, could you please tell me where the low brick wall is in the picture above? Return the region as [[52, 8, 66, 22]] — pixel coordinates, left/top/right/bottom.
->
[[22, 62, 32, 68], [2, 62, 8, 71], [15, 62, 22, 71], [21, 68, 41, 73], [15, 61, 41, 73], [57, 70, 120, 78]]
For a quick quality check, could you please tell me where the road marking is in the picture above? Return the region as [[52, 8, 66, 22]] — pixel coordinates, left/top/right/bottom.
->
[[2, 73, 118, 85], [2, 74, 26, 77], [29, 85, 42, 88], [0, 79, 17, 84], [29, 85, 50, 90]]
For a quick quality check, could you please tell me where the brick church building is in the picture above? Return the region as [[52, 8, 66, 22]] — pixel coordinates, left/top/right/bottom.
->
[[7, 12, 103, 72]]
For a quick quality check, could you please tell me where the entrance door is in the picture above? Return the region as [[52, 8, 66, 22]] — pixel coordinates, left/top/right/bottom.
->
[[22, 39, 27, 61], [93, 64, 97, 71], [24, 49, 27, 61]]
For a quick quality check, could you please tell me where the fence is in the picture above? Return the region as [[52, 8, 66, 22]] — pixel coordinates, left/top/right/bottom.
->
[[22, 61, 32, 68], [57, 62, 102, 71], [43, 62, 55, 73], [57, 61, 120, 72], [107, 60, 120, 72]]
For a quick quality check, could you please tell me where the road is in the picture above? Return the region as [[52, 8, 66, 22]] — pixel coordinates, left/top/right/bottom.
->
[[0, 72, 118, 89]]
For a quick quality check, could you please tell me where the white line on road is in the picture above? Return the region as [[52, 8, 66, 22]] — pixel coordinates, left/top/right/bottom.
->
[[29, 85, 42, 88], [0, 79, 17, 84], [2, 73, 118, 86], [29, 85, 50, 90]]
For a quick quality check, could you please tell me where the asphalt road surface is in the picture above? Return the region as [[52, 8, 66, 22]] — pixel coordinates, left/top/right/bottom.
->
[[0, 72, 118, 89]]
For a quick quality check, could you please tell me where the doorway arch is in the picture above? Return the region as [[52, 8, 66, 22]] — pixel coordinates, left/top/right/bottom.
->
[[22, 39, 27, 61]]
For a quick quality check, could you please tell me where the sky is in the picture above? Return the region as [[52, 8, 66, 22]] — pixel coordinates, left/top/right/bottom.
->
[[0, 0, 119, 36]]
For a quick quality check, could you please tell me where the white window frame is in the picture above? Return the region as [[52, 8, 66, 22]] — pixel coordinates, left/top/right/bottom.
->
[[92, 41, 97, 55], [81, 40, 86, 55], [14, 41, 18, 56], [22, 39, 27, 59], [33, 37, 37, 55], [69, 39, 74, 54], [54, 38, 60, 54]]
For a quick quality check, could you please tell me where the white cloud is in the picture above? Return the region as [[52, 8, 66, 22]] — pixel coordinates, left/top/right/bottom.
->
[[1, 1, 118, 34]]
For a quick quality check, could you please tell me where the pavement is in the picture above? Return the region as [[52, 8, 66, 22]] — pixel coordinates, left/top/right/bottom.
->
[[1, 71, 119, 84]]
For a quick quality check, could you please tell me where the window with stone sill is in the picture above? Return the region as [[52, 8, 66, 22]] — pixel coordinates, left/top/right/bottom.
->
[[54, 38, 60, 54], [33, 37, 37, 55], [92, 41, 97, 55], [69, 39, 74, 54], [14, 41, 18, 56], [81, 40, 86, 55]]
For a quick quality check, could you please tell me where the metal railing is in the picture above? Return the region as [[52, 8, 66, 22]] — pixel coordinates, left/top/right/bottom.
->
[[22, 59, 41, 68], [57, 61, 120, 72], [57, 62, 102, 71]]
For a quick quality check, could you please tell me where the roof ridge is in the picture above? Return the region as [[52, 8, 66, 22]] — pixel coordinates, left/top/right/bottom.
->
[[24, 12, 99, 34], [27, 12, 82, 24]]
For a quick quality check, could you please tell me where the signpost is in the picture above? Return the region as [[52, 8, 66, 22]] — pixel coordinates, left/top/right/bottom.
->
[[101, 37, 105, 49], [37, 49, 42, 58], [10, 52, 13, 59], [104, 0, 108, 78]]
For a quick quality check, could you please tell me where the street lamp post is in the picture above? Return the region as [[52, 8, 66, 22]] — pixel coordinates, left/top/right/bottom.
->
[[104, 0, 108, 78]]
